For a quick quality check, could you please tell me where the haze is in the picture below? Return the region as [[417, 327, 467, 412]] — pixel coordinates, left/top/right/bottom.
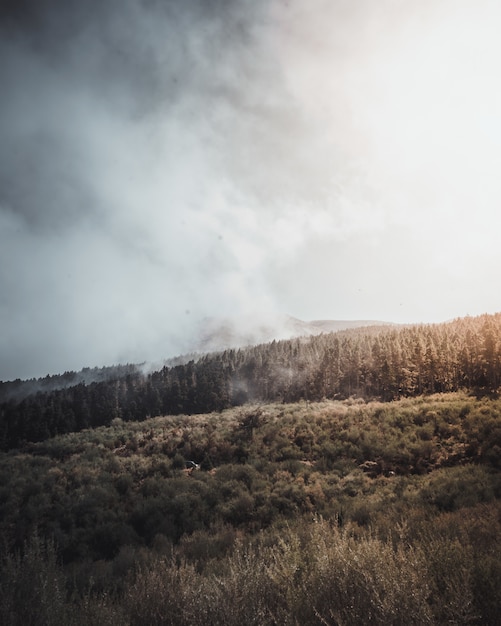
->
[[1, 0, 500, 380]]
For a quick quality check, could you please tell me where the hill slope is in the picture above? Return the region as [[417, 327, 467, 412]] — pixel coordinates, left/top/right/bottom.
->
[[1, 392, 500, 623], [1, 312, 500, 451], [195, 314, 395, 353]]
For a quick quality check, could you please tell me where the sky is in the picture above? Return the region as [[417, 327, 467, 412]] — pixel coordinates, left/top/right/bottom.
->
[[1, 0, 501, 380]]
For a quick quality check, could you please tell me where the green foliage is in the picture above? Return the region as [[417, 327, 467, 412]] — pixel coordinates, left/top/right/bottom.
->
[[5, 514, 501, 625], [0, 393, 501, 622], [421, 465, 500, 512], [3, 312, 501, 451], [0, 534, 68, 625]]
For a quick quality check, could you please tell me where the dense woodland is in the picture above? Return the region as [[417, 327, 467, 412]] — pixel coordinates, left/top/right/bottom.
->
[[1, 312, 501, 451]]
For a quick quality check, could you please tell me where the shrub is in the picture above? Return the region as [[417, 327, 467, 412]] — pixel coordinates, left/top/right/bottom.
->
[[423, 538, 477, 623], [422, 465, 497, 512], [299, 523, 434, 625], [0, 535, 68, 626]]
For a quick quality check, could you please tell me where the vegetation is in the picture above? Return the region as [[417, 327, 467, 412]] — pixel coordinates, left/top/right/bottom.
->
[[2, 312, 501, 451], [2, 313, 501, 623], [1, 392, 501, 624]]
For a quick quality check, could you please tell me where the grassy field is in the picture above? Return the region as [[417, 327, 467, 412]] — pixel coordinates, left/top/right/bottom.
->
[[1, 392, 501, 624]]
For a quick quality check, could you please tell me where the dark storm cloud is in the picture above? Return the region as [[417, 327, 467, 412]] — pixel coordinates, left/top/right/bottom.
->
[[0, 0, 262, 226], [3, 0, 500, 380], [0, 0, 292, 380]]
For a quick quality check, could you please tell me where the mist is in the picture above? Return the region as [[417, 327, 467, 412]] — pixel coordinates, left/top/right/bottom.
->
[[1, 0, 501, 380]]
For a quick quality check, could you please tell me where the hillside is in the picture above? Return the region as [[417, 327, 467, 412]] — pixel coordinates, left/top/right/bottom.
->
[[0, 316, 394, 403], [1, 313, 501, 623], [1, 392, 501, 623], [1, 312, 500, 452], [195, 314, 395, 353]]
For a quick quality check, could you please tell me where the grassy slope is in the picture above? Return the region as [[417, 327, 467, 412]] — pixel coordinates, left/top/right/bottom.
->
[[1, 392, 501, 624]]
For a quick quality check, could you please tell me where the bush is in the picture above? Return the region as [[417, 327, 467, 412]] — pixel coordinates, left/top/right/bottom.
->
[[297, 522, 433, 625], [422, 465, 497, 512], [0, 535, 68, 626]]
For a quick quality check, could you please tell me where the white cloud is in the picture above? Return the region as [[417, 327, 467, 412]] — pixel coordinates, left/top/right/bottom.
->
[[1, 0, 501, 378]]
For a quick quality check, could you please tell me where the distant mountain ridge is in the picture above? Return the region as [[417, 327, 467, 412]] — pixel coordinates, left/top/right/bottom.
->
[[195, 314, 396, 354]]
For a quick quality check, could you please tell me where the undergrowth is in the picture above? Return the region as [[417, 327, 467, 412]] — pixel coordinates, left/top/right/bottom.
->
[[1, 392, 501, 624]]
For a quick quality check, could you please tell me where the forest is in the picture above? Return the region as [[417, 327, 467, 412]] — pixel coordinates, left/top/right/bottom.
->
[[1, 312, 501, 624], [1, 312, 501, 452]]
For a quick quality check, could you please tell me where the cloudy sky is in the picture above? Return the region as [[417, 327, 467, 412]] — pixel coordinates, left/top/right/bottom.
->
[[1, 0, 501, 380]]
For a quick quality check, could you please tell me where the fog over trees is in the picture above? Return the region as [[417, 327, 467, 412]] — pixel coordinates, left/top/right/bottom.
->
[[2, 313, 500, 451]]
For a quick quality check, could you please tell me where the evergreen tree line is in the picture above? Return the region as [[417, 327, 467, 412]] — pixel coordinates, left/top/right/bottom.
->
[[1, 313, 501, 451]]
